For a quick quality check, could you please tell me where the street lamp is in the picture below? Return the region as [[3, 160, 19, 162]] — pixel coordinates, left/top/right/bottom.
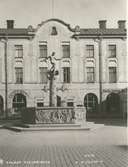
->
[[0, 37, 8, 118]]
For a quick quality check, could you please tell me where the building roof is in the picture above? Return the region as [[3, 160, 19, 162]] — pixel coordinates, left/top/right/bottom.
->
[[0, 28, 33, 36], [0, 28, 126, 37], [79, 28, 126, 36]]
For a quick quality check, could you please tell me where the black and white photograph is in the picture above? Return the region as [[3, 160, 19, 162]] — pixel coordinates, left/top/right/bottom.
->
[[0, 0, 127, 166]]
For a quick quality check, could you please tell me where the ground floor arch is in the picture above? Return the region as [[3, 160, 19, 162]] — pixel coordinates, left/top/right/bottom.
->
[[0, 95, 4, 115], [12, 93, 27, 112], [106, 93, 120, 114], [84, 93, 98, 113]]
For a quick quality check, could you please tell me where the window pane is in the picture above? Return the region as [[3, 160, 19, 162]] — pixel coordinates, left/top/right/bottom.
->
[[87, 67, 94, 82], [63, 67, 70, 83], [39, 45, 47, 58], [67, 102, 74, 107], [62, 45, 70, 58], [109, 67, 117, 83], [108, 45, 116, 57], [86, 45, 94, 57], [40, 67, 47, 83], [37, 102, 44, 107], [15, 67, 23, 84], [85, 94, 97, 112], [15, 45, 23, 58]]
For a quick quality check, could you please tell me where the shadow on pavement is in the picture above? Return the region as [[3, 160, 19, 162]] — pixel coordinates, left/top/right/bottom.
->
[[87, 118, 127, 127]]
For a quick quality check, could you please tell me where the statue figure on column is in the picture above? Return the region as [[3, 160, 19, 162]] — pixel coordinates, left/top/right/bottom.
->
[[45, 52, 59, 106]]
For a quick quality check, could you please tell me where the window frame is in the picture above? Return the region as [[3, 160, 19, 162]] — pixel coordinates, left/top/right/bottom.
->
[[86, 45, 94, 58], [86, 67, 95, 83], [109, 67, 117, 83], [39, 67, 48, 83], [39, 44, 47, 58], [63, 67, 70, 83], [108, 45, 116, 58], [67, 102, 74, 107], [15, 45, 23, 58], [84, 93, 98, 112], [37, 102, 44, 107], [62, 44, 70, 58], [15, 67, 23, 84]]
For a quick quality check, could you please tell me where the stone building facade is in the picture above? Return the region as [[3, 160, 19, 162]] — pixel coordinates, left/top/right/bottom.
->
[[0, 19, 127, 118]]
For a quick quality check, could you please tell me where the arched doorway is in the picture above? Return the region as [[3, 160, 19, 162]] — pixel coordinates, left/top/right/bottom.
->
[[12, 93, 26, 112], [106, 93, 120, 114], [0, 96, 4, 115], [84, 93, 98, 113]]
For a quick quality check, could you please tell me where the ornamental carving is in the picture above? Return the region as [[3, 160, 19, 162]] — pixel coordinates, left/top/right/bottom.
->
[[35, 107, 75, 123]]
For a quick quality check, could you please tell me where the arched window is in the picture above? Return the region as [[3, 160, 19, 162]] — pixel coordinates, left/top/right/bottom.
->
[[106, 93, 120, 113], [84, 93, 98, 112], [13, 94, 26, 112]]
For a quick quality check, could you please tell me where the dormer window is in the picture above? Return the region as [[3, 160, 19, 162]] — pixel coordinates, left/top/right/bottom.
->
[[51, 26, 58, 35]]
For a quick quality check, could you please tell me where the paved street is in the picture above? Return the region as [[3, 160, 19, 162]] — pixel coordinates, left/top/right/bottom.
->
[[0, 123, 127, 167]]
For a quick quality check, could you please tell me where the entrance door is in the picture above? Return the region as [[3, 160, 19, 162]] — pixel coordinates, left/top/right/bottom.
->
[[13, 94, 26, 112], [0, 96, 4, 115]]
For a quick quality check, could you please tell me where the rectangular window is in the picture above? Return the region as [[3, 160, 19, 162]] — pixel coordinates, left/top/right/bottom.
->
[[108, 45, 116, 58], [15, 67, 23, 84], [40, 67, 48, 83], [63, 67, 70, 83], [109, 67, 117, 83], [87, 67, 95, 83], [15, 45, 23, 58], [62, 44, 70, 58], [86, 45, 94, 58], [39, 45, 47, 58], [37, 102, 44, 107], [67, 102, 74, 107]]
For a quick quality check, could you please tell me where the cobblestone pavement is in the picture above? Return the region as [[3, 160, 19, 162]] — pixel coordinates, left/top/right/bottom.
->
[[0, 125, 127, 167]]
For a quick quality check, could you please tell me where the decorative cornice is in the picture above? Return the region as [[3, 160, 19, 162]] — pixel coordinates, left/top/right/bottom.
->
[[36, 18, 75, 32]]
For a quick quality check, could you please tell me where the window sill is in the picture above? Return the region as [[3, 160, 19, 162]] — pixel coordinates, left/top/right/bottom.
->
[[86, 82, 95, 83], [39, 57, 47, 59], [39, 82, 48, 84], [109, 82, 117, 83], [15, 57, 23, 59], [63, 82, 71, 84], [108, 56, 117, 59], [86, 57, 94, 58], [62, 57, 71, 59]]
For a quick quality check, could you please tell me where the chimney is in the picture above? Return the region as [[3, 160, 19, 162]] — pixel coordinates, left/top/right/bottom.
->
[[118, 20, 126, 29], [99, 20, 107, 29], [7, 20, 14, 29]]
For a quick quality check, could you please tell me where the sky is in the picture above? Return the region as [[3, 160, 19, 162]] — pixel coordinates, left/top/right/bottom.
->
[[0, 0, 126, 29]]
